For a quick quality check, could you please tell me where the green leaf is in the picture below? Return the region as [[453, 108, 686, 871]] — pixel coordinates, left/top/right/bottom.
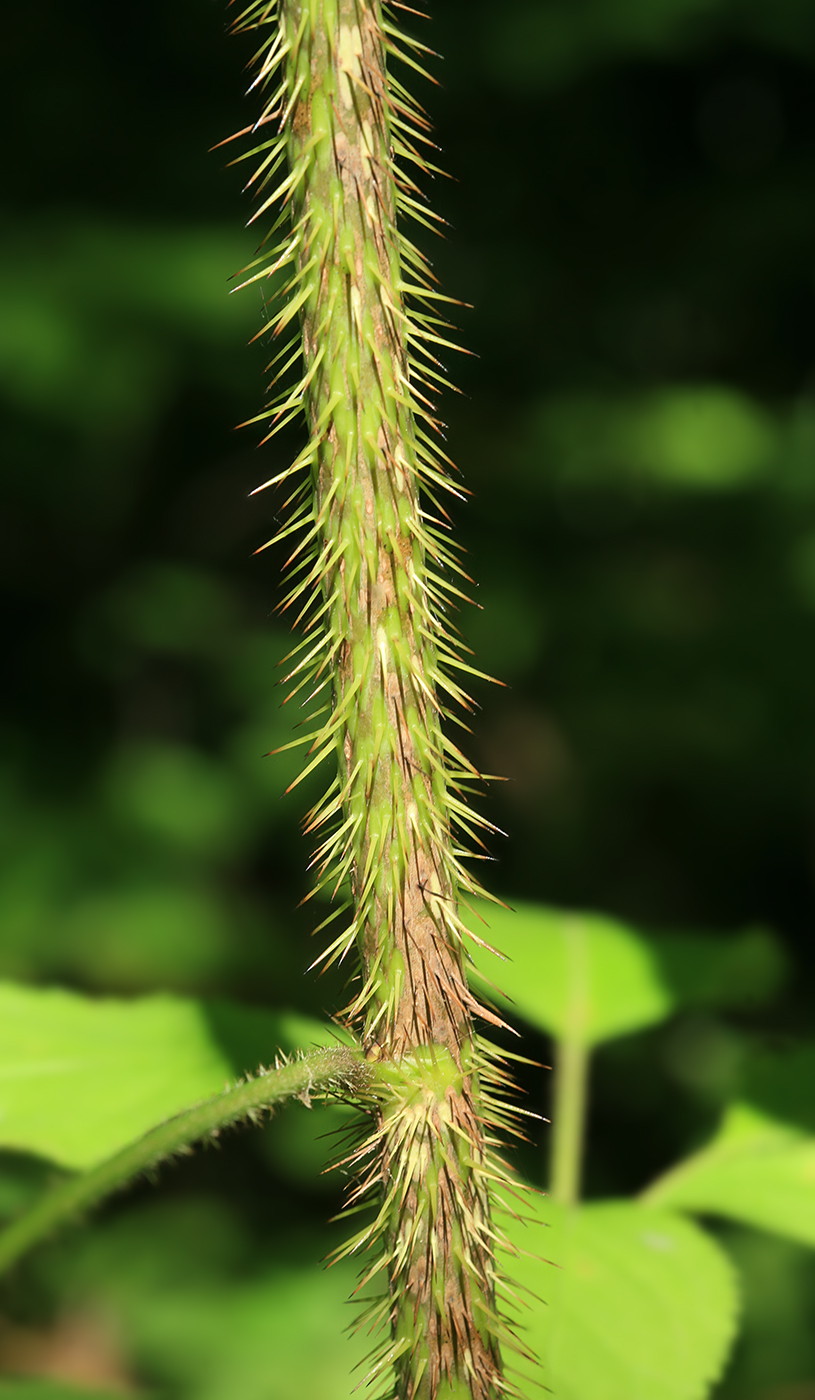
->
[[642, 1101, 815, 1247], [466, 900, 672, 1045], [502, 1196, 739, 1400], [0, 982, 337, 1171], [465, 900, 787, 1045]]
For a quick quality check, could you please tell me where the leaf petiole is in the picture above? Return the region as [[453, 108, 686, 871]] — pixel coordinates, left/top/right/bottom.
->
[[0, 1044, 373, 1278]]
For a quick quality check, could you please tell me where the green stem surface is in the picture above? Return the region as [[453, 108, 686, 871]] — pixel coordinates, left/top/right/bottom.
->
[[281, 4, 504, 1393], [230, 1, 518, 1392], [550, 1036, 590, 1207], [0, 1046, 369, 1278]]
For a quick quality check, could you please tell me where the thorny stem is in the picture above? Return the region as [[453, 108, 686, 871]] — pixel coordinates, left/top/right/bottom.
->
[[283, 4, 504, 1396], [301, 4, 469, 1065], [0, 1047, 370, 1278], [230, 0, 520, 1394]]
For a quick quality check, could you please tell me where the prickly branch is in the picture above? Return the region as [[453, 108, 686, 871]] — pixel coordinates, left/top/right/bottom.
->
[[228, 2, 526, 1395], [0, 1046, 371, 1279]]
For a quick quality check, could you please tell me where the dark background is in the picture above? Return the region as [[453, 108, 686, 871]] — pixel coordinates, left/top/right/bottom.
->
[[2, 0, 815, 1395]]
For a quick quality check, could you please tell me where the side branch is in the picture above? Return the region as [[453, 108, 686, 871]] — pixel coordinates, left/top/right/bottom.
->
[[0, 1046, 372, 1278]]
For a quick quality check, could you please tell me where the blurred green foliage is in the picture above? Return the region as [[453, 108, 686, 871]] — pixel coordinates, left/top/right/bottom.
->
[[3, 0, 815, 1394]]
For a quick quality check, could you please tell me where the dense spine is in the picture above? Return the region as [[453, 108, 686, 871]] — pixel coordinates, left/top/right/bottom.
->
[[229, 3, 523, 1395]]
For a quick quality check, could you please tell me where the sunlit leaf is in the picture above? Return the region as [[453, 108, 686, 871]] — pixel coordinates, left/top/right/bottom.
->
[[0, 982, 336, 1171], [466, 900, 786, 1046], [466, 900, 672, 1045], [643, 1100, 815, 1247], [502, 1196, 739, 1400]]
